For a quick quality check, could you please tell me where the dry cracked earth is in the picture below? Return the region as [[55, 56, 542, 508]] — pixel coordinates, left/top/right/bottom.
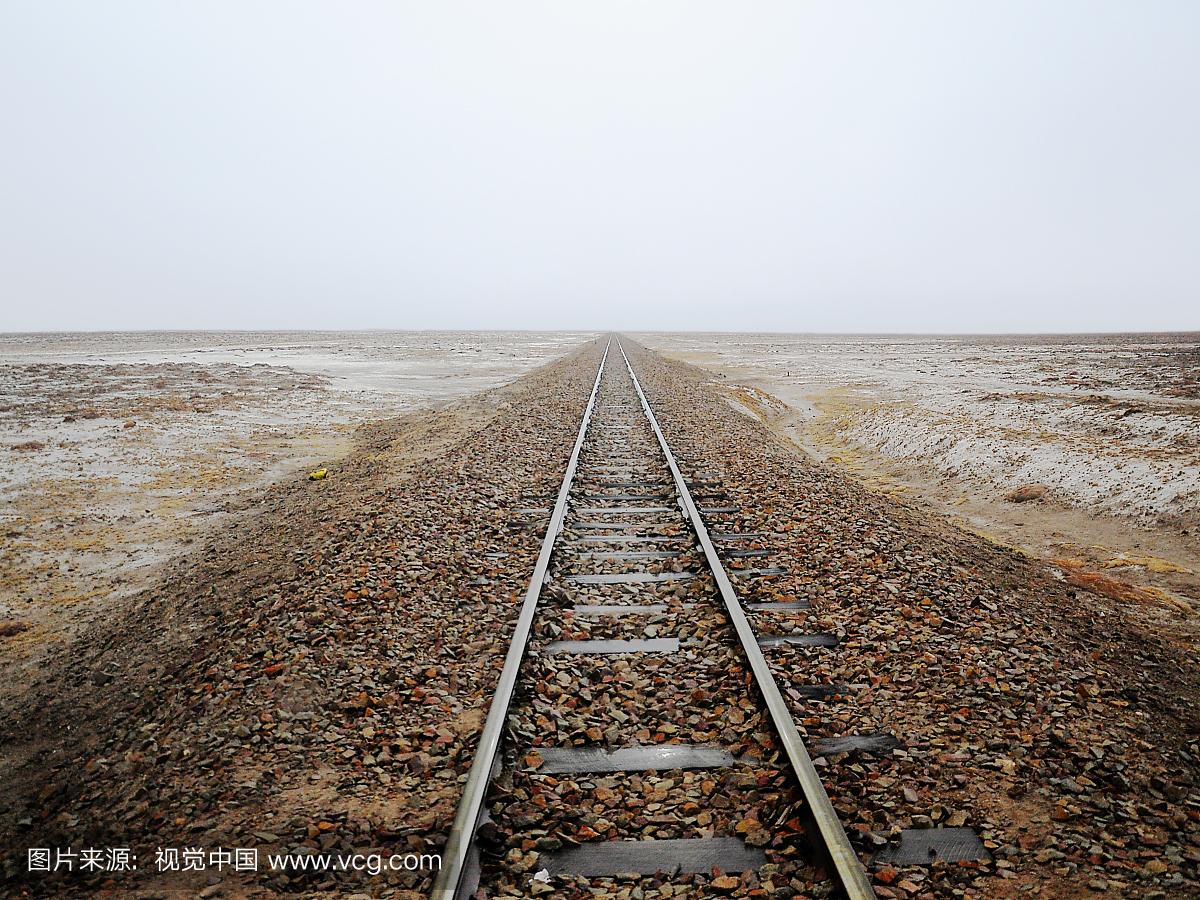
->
[[1, 339, 1198, 900]]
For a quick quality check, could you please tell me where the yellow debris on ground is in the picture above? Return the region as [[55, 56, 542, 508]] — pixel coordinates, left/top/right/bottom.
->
[[1052, 557, 1088, 569], [1103, 554, 1193, 574], [1053, 560, 1195, 616]]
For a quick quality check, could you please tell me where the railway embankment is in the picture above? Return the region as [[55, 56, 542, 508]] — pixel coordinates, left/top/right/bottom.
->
[[0, 341, 606, 898], [1, 337, 1197, 900]]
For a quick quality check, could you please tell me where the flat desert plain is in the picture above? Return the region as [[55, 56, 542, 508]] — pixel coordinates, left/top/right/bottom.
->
[[635, 332, 1200, 620], [6, 330, 1198, 680], [1, 331, 1199, 900], [0, 331, 597, 675]]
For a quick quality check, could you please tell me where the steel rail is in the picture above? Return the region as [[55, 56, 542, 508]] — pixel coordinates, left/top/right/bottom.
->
[[616, 338, 877, 900], [432, 338, 612, 900]]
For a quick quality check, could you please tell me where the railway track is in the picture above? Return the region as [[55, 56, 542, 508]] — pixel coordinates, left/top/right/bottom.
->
[[432, 338, 988, 900]]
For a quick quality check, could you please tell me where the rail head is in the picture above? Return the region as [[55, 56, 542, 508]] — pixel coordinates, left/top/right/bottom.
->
[[432, 338, 612, 900], [615, 337, 877, 900]]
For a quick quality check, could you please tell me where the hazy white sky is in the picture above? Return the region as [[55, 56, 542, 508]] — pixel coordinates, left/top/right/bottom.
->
[[2, 3, 1198, 333]]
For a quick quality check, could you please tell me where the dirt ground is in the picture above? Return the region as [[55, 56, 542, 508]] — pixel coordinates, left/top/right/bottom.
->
[[633, 332, 1200, 624], [0, 331, 594, 707], [1, 335, 1197, 900]]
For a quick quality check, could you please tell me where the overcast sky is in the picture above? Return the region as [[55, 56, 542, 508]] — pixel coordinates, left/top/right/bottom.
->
[[2, 3, 1198, 333]]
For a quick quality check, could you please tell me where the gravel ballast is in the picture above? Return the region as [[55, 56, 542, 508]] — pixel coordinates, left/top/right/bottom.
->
[[2, 337, 1197, 900]]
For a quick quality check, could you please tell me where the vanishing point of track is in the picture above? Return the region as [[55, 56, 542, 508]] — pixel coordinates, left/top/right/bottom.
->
[[433, 338, 988, 900]]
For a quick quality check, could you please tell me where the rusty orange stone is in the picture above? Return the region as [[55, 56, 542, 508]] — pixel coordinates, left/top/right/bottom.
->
[[711, 875, 740, 893], [875, 865, 899, 885]]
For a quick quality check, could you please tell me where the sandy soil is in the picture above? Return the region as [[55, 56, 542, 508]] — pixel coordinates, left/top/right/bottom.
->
[[633, 333, 1200, 617], [0, 331, 595, 684], [1, 337, 1197, 900], [0, 338, 607, 899]]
